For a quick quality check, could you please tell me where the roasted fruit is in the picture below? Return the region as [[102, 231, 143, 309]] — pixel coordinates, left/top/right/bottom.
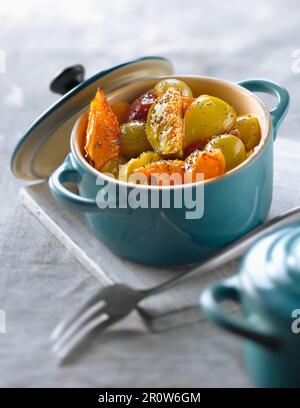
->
[[128, 90, 157, 122], [84, 85, 259, 186], [120, 121, 152, 158], [134, 159, 185, 185], [118, 151, 161, 182], [184, 95, 237, 148], [235, 114, 261, 151], [101, 156, 127, 178], [110, 102, 130, 125], [206, 134, 246, 171], [246, 149, 254, 159], [185, 149, 225, 181], [182, 97, 195, 115], [85, 87, 120, 171], [184, 140, 207, 157], [146, 87, 184, 158], [153, 78, 193, 98]]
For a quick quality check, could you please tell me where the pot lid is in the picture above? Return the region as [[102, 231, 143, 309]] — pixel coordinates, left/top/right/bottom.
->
[[241, 221, 300, 317], [11, 56, 173, 180]]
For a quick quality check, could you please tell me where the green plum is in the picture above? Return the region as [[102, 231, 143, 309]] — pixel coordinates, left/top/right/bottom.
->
[[206, 134, 246, 171], [235, 114, 261, 151], [120, 121, 152, 158], [153, 78, 193, 97], [184, 95, 237, 148]]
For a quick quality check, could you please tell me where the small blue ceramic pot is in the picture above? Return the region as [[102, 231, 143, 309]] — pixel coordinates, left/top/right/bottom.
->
[[200, 222, 300, 388], [48, 70, 289, 265]]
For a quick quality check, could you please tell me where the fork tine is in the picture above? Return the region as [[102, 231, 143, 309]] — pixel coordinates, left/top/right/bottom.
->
[[53, 312, 111, 362], [51, 289, 105, 342], [52, 300, 106, 352]]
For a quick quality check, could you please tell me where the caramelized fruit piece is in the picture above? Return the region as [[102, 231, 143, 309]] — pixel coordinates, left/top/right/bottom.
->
[[206, 134, 246, 171], [120, 121, 152, 158], [128, 90, 157, 122], [85, 87, 120, 170], [185, 149, 225, 181], [227, 127, 241, 138], [182, 97, 194, 115], [110, 102, 130, 125], [101, 156, 127, 178], [184, 95, 237, 148], [146, 87, 184, 158], [134, 159, 185, 185], [235, 114, 261, 151], [118, 151, 161, 182], [184, 139, 208, 157], [153, 78, 193, 97], [246, 149, 254, 159]]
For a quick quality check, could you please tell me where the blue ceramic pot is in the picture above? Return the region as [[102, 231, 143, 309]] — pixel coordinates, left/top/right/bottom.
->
[[48, 74, 289, 265], [200, 222, 300, 388]]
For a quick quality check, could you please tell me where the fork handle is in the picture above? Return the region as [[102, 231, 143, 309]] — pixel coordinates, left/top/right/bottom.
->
[[144, 206, 300, 296]]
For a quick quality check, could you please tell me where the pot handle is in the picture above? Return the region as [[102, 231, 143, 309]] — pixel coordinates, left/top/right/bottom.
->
[[49, 154, 100, 212], [200, 275, 280, 350], [238, 78, 289, 139]]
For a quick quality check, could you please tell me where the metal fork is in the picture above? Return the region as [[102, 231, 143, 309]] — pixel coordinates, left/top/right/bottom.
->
[[51, 206, 300, 362]]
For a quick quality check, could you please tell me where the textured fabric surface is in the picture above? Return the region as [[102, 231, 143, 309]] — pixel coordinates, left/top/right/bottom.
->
[[1, 0, 299, 387]]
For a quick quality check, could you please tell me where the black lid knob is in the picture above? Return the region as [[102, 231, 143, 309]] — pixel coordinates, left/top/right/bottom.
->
[[50, 64, 85, 95]]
